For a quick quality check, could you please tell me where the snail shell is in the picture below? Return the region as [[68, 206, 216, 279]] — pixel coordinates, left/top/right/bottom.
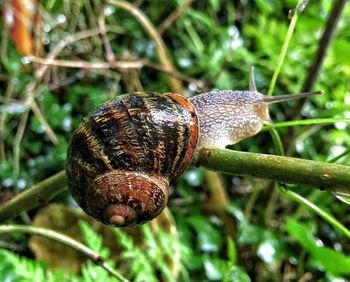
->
[[66, 92, 199, 227]]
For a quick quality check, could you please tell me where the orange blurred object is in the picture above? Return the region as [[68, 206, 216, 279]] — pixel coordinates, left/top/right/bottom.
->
[[4, 0, 39, 56]]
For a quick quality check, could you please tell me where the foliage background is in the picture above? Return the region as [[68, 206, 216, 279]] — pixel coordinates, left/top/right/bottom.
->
[[0, 0, 350, 281]]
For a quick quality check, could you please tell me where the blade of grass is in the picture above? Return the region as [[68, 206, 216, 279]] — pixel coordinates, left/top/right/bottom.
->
[[262, 118, 350, 131], [277, 187, 350, 239], [267, 0, 309, 96], [0, 224, 129, 281]]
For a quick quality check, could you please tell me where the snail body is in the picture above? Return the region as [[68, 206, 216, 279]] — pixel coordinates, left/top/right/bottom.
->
[[66, 74, 320, 227]]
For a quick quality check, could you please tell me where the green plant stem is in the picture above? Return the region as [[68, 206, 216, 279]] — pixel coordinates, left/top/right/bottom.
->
[[262, 118, 350, 131], [0, 224, 128, 282], [199, 149, 350, 193], [0, 171, 67, 222], [299, 0, 347, 102], [277, 187, 350, 239], [267, 0, 307, 96], [1, 150, 350, 225]]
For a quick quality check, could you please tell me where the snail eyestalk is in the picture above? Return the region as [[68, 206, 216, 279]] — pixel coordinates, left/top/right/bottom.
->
[[249, 65, 257, 92], [263, 90, 323, 104]]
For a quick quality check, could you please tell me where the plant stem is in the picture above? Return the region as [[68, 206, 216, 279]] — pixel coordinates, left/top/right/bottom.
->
[[267, 0, 308, 96], [1, 150, 350, 224], [0, 224, 128, 281], [199, 149, 350, 194], [0, 171, 67, 222], [301, 0, 347, 93], [277, 187, 350, 239]]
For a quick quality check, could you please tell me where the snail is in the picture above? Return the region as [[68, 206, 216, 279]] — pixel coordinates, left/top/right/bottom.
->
[[66, 69, 321, 227]]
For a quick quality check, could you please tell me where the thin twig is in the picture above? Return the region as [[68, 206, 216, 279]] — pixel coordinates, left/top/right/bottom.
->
[[158, 0, 195, 34], [0, 77, 15, 162], [98, 9, 116, 63], [13, 109, 30, 185], [30, 56, 145, 69], [30, 56, 204, 89], [12, 28, 104, 185], [0, 170, 67, 223], [30, 101, 59, 145], [290, 0, 347, 118], [0, 224, 129, 282], [107, 0, 183, 94], [34, 28, 102, 80], [205, 171, 236, 238]]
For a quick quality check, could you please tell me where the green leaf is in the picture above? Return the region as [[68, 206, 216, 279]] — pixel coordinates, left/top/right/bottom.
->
[[203, 256, 226, 281], [224, 265, 251, 282], [187, 216, 222, 252], [285, 218, 350, 276], [79, 220, 109, 257]]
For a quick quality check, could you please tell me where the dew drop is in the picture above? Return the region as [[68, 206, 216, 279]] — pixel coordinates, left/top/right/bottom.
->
[[56, 14, 66, 24], [258, 241, 276, 264], [43, 24, 51, 33], [3, 178, 13, 187], [17, 179, 26, 190], [104, 6, 115, 16], [63, 117, 72, 131], [22, 56, 32, 65], [333, 192, 350, 205]]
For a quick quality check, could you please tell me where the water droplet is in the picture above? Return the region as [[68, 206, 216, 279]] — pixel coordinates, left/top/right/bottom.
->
[[185, 169, 201, 186], [325, 101, 334, 109], [228, 25, 239, 37], [3, 178, 13, 187], [335, 122, 347, 130], [17, 179, 26, 190], [178, 57, 192, 68], [288, 9, 295, 19], [56, 14, 66, 24], [188, 83, 198, 92], [11, 77, 19, 85], [104, 6, 115, 16], [63, 103, 72, 111], [334, 243, 342, 251], [315, 239, 324, 247], [24, 1, 36, 12], [43, 24, 51, 33], [333, 193, 350, 205], [295, 140, 305, 153], [5, 7, 14, 26], [22, 56, 32, 65], [42, 37, 50, 45], [3, 102, 26, 114], [63, 117, 72, 131], [258, 241, 276, 264]]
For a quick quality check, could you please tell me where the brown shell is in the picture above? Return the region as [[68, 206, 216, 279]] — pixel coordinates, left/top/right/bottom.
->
[[66, 92, 199, 226]]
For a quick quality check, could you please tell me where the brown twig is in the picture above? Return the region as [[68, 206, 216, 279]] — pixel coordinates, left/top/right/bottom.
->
[[30, 56, 204, 89], [288, 0, 347, 120], [158, 0, 195, 35], [205, 171, 236, 238], [284, 0, 347, 152], [0, 224, 129, 281], [107, 0, 183, 94], [98, 10, 116, 63], [30, 101, 59, 145]]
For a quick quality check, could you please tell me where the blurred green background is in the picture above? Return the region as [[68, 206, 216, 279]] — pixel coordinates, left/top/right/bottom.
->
[[0, 0, 350, 281]]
